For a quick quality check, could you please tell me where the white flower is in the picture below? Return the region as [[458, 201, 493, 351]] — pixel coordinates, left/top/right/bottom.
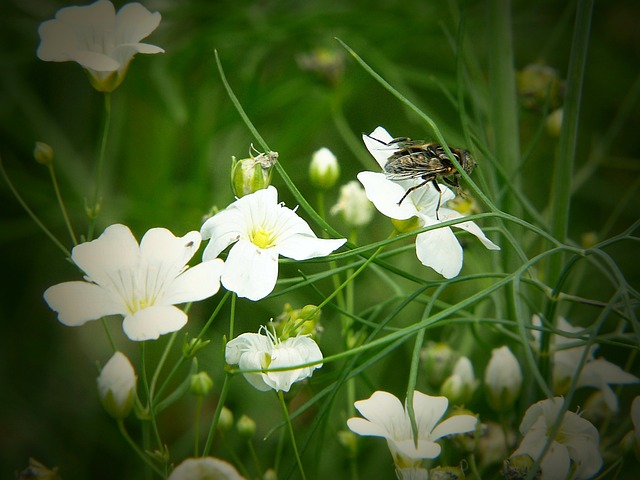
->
[[330, 180, 374, 227], [44, 224, 223, 341], [37, 0, 164, 92], [395, 467, 430, 480], [346, 390, 477, 468], [200, 186, 346, 301], [168, 457, 244, 480], [225, 326, 323, 392], [512, 397, 602, 480], [484, 346, 522, 410], [532, 315, 640, 412], [97, 351, 136, 418], [309, 147, 340, 190], [359, 127, 499, 279]]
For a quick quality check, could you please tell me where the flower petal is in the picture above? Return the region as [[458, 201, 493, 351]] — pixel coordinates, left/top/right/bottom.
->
[[439, 208, 500, 250], [362, 126, 396, 168], [221, 240, 279, 301], [71, 224, 139, 286], [347, 417, 389, 437], [411, 392, 448, 436], [122, 305, 187, 341], [37, 20, 83, 62], [415, 226, 462, 279], [277, 234, 345, 261], [115, 2, 162, 44], [429, 415, 477, 441], [353, 391, 408, 438], [357, 171, 418, 220], [160, 259, 223, 305], [69, 50, 121, 72], [200, 208, 246, 260], [44, 280, 124, 326], [393, 438, 441, 461]]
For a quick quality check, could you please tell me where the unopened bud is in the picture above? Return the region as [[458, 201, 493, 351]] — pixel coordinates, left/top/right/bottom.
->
[[97, 351, 137, 419], [33, 142, 54, 166], [440, 356, 477, 405], [218, 406, 234, 432], [545, 108, 563, 138], [231, 147, 278, 198], [309, 147, 340, 190], [331, 181, 374, 227], [421, 342, 457, 387], [237, 414, 256, 438], [190, 371, 213, 396], [484, 346, 522, 411]]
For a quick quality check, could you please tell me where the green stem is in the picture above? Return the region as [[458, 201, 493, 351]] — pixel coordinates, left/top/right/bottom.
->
[[277, 390, 306, 480], [47, 162, 77, 245], [117, 419, 164, 478], [194, 396, 203, 456], [202, 373, 232, 456], [0, 155, 70, 256], [548, 0, 594, 281], [87, 92, 112, 240]]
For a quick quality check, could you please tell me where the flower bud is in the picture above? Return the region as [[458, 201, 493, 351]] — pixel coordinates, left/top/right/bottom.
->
[[516, 63, 563, 110], [168, 457, 244, 480], [396, 467, 430, 480], [183, 336, 211, 357], [440, 356, 477, 405], [33, 141, 54, 166], [231, 148, 278, 198], [237, 414, 257, 438], [484, 346, 522, 411], [97, 351, 137, 419], [330, 181, 374, 227], [297, 47, 345, 86], [430, 466, 465, 480], [190, 371, 213, 397], [217, 406, 234, 432], [337, 430, 358, 458], [421, 342, 457, 387], [309, 147, 340, 190], [545, 108, 563, 138], [263, 468, 278, 480]]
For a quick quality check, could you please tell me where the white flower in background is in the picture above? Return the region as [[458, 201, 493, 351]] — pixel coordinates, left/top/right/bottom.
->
[[97, 351, 136, 419], [347, 390, 477, 468], [440, 356, 478, 405], [309, 147, 340, 190], [200, 186, 346, 301], [484, 346, 522, 411], [532, 315, 640, 412], [359, 127, 499, 279], [44, 224, 223, 341], [225, 325, 323, 392], [396, 467, 430, 480], [330, 180, 374, 228], [632, 396, 640, 458], [512, 397, 602, 480], [168, 457, 244, 480], [37, 0, 164, 92]]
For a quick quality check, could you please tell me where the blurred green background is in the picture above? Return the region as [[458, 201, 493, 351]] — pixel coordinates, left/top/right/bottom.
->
[[1, 0, 639, 478]]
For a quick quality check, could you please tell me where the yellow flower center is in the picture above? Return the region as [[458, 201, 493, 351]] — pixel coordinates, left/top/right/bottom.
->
[[251, 229, 274, 249]]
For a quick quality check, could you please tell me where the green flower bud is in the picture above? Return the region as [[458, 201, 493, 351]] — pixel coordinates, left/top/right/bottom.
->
[[190, 371, 213, 396], [263, 468, 278, 480], [97, 351, 137, 419], [183, 336, 210, 357], [297, 47, 345, 86], [516, 63, 563, 110], [337, 430, 358, 458], [231, 147, 278, 198], [237, 414, 256, 438], [545, 108, 563, 138], [430, 465, 465, 480], [309, 147, 340, 190], [421, 342, 458, 387], [33, 141, 54, 166], [217, 406, 234, 432]]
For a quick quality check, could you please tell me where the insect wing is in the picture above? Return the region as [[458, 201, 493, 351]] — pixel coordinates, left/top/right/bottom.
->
[[362, 131, 399, 168]]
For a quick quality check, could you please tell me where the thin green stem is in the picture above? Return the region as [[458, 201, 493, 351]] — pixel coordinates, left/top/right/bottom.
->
[[47, 162, 77, 245], [202, 373, 232, 456], [87, 92, 112, 240], [117, 419, 164, 478], [277, 390, 306, 480], [0, 155, 70, 256], [548, 0, 594, 280], [194, 396, 203, 456]]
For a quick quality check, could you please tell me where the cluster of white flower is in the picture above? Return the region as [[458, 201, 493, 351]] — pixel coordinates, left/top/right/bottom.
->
[[32, 2, 640, 480]]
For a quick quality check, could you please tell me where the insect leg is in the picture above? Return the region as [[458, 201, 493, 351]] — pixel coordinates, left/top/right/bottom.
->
[[432, 180, 443, 220], [397, 179, 430, 205]]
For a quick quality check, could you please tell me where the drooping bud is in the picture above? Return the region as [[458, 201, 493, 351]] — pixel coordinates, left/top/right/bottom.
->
[[231, 146, 278, 198], [97, 351, 137, 419], [440, 356, 478, 405], [309, 147, 340, 190]]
